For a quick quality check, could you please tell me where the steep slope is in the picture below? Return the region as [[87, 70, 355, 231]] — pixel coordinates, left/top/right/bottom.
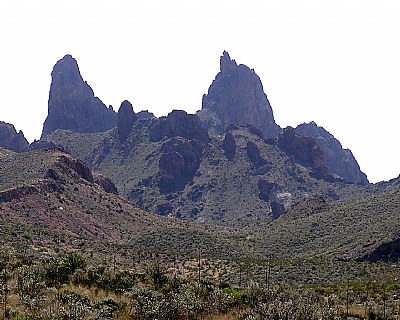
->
[[0, 148, 252, 260], [197, 52, 367, 184], [250, 186, 400, 261], [1, 147, 398, 262], [43, 117, 370, 223], [42, 54, 117, 136], [197, 51, 281, 137], [296, 122, 368, 184], [0, 121, 28, 152]]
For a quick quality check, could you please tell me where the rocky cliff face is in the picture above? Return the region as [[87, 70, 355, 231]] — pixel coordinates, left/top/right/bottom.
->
[[117, 100, 138, 142], [42, 55, 117, 137], [296, 122, 368, 184], [149, 110, 209, 143], [277, 127, 340, 182], [197, 51, 281, 137], [0, 121, 28, 152]]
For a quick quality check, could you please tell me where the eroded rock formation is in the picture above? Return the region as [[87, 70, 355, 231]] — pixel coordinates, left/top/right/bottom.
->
[[197, 51, 281, 137], [0, 121, 28, 152], [42, 54, 117, 136], [296, 122, 368, 184]]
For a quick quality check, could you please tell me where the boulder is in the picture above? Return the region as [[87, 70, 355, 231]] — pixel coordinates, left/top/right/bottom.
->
[[93, 173, 118, 194], [222, 132, 236, 160]]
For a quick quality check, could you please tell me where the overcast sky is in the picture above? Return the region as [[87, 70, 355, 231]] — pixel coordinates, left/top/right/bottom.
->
[[1, 1, 399, 183]]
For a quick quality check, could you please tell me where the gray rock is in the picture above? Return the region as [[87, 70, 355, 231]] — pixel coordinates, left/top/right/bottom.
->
[[42, 54, 117, 136]]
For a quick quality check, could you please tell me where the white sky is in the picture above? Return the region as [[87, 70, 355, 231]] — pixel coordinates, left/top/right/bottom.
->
[[0, 0, 399, 183]]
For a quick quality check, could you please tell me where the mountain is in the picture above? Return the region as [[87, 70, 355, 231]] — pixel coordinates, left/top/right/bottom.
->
[[43, 119, 372, 223], [251, 186, 400, 262], [36, 53, 375, 222], [1, 146, 399, 263], [296, 122, 368, 184], [197, 51, 281, 138], [196, 52, 367, 184], [0, 121, 29, 152], [41, 54, 117, 137], [0, 147, 252, 260]]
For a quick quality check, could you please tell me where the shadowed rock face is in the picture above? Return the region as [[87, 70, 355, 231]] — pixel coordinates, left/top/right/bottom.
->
[[277, 126, 341, 182], [296, 122, 368, 184], [0, 121, 28, 152], [278, 127, 325, 169], [117, 100, 138, 142], [42, 54, 117, 137], [222, 132, 236, 160], [149, 110, 209, 143], [158, 137, 204, 191], [197, 51, 281, 137]]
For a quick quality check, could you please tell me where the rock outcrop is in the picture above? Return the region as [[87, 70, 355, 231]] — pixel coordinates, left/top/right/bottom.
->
[[149, 110, 209, 143], [277, 127, 340, 182], [246, 141, 268, 168], [158, 137, 204, 191], [222, 132, 236, 160], [117, 100, 138, 142], [42, 54, 117, 137], [278, 127, 325, 169], [296, 122, 368, 184], [137, 110, 155, 120], [0, 121, 28, 152], [258, 178, 277, 201], [94, 173, 118, 194], [197, 51, 281, 137]]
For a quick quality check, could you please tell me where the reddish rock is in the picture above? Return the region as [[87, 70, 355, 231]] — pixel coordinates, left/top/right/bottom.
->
[[197, 51, 281, 137], [46, 154, 94, 183], [94, 173, 118, 194]]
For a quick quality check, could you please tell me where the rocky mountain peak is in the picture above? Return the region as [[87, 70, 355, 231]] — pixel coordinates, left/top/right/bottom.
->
[[42, 54, 117, 137], [295, 122, 368, 184], [117, 100, 138, 142], [220, 50, 237, 72], [0, 121, 29, 152], [197, 51, 281, 137]]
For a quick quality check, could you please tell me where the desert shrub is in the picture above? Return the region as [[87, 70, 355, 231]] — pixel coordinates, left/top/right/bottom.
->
[[92, 297, 120, 319], [17, 265, 47, 313], [63, 251, 86, 275], [128, 284, 166, 319], [44, 290, 90, 320], [143, 260, 168, 290]]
